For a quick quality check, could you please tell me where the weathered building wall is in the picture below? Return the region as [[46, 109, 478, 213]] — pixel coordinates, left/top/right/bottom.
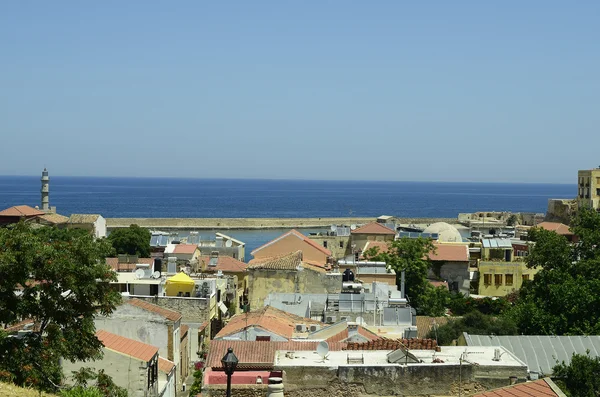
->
[[202, 363, 527, 397], [351, 234, 394, 253], [63, 349, 156, 397], [478, 261, 540, 297], [546, 198, 576, 224], [309, 235, 351, 259], [132, 295, 213, 323]]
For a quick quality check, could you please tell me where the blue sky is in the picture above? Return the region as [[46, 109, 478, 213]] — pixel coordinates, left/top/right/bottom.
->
[[0, 1, 598, 183]]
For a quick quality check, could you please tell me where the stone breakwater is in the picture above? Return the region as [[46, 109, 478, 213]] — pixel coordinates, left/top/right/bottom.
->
[[105, 217, 458, 230]]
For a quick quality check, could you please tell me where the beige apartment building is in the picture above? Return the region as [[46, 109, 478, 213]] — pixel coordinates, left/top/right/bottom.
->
[[577, 168, 600, 211]]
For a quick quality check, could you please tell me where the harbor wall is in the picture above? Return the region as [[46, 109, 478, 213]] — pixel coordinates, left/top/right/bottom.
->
[[105, 217, 458, 230]]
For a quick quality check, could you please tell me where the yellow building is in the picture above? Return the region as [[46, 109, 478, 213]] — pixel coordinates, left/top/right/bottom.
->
[[477, 261, 540, 297], [577, 168, 600, 211]]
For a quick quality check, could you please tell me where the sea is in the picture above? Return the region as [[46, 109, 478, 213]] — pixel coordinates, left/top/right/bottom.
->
[[0, 176, 575, 260]]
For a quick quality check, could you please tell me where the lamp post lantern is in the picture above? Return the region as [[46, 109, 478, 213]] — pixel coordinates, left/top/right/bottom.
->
[[221, 347, 238, 397]]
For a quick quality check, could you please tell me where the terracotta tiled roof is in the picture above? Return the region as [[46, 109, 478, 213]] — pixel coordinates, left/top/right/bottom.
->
[[199, 321, 209, 332], [96, 330, 158, 362], [325, 326, 380, 343], [214, 306, 322, 340], [251, 229, 332, 256], [106, 257, 154, 272], [362, 241, 390, 256], [158, 357, 176, 374], [301, 262, 327, 273], [68, 214, 101, 223], [201, 256, 247, 273], [344, 338, 439, 351], [207, 340, 346, 370], [351, 222, 396, 235], [429, 244, 469, 262], [247, 251, 303, 270], [173, 244, 198, 254], [473, 378, 561, 397], [0, 205, 45, 217], [34, 213, 69, 224], [537, 222, 573, 236], [415, 316, 450, 339], [428, 279, 449, 289], [126, 298, 182, 322], [181, 325, 189, 340]]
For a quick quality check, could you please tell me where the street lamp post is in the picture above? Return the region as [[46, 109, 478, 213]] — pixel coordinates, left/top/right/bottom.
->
[[221, 347, 238, 397]]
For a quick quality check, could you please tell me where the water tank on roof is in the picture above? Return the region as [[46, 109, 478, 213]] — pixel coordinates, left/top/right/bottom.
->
[[342, 268, 355, 282]]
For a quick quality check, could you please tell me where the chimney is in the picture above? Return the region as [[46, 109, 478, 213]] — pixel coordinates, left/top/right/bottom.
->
[[348, 323, 359, 338], [400, 270, 406, 299]]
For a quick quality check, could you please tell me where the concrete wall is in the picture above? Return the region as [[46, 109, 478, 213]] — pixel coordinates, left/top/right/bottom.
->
[[429, 261, 471, 295], [252, 233, 329, 263], [159, 370, 175, 397], [356, 273, 396, 287], [63, 348, 157, 397], [478, 261, 540, 297]]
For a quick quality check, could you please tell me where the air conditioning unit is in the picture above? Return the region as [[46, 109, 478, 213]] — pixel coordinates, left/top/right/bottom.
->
[[326, 316, 336, 324], [309, 324, 320, 332], [295, 324, 307, 333]]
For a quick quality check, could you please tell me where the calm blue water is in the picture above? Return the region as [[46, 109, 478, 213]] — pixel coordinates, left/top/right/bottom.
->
[[0, 176, 575, 218]]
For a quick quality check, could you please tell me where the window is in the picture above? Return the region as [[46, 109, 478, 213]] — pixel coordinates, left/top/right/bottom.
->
[[323, 241, 328, 249], [494, 274, 503, 285], [522, 274, 530, 282], [484, 274, 492, 285], [505, 274, 513, 286], [339, 241, 344, 249], [256, 335, 271, 341]]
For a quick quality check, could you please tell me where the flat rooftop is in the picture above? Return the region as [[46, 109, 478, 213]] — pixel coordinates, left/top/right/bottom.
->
[[274, 346, 526, 368]]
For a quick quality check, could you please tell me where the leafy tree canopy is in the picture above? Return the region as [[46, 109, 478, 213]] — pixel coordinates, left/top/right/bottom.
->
[[363, 237, 435, 312], [507, 208, 600, 335], [0, 223, 121, 391], [553, 353, 600, 397], [107, 224, 151, 258], [426, 311, 518, 346]]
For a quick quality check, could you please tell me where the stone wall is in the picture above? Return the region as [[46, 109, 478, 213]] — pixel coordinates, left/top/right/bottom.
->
[[202, 362, 526, 397], [546, 199, 576, 224], [131, 295, 211, 323]]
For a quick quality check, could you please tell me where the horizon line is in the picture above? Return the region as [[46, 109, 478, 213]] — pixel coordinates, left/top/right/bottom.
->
[[0, 174, 575, 186]]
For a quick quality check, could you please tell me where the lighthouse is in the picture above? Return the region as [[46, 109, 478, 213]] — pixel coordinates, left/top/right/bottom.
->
[[41, 168, 50, 211]]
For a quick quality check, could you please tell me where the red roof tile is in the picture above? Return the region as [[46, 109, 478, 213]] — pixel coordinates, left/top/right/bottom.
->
[[215, 306, 322, 340], [173, 244, 198, 254], [248, 251, 303, 270], [158, 357, 176, 374], [251, 229, 332, 257], [181, 324, 189, 341], [537, 222, 573, 236], [126, 298, 182, 322], [0, 205, 45, 217], [201, 256, 248, 273], [351, 222, 396, 235], [106, 257, 154, 272], [473, 378, 560, 397], [362, 241, 390, 256], [429, 244, 469, 262], [96, 330, 158, 362], [325, 326, 381, 343], [428, 280, 449, 289], [415, 316, 450, 339], [207, 340, 346, 370], [344, 338, 439, 351]]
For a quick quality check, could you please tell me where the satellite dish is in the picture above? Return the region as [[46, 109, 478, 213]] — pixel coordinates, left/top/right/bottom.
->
[[225, 239, 233, 247], [316, 341, 329, 361], [135, 269, 145, 279], [355, 316, 365, 325], [330, 225, 337, 232], [152, 271, 161, 279], [350, 224, 357, 230]]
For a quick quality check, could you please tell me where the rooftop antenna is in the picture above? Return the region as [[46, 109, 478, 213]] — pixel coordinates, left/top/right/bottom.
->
[[316, 341, 329, 362]]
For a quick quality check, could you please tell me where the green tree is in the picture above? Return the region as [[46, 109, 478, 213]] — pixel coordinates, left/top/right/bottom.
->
[[427, 311, 518, 345], [107, 225, 151, 257], [553, 353, 600, 397], [0, 223, 121, 392], [363, 237, 435, 312], [507, 208, 600, 335]]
